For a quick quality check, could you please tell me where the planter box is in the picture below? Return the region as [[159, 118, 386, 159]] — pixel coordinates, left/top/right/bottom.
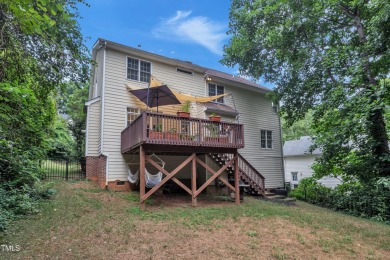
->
[[177, 111, 190, 118], [219, 136, 229, 143], [205, 137, 219, 142], [149, 131, 164, 139], [165, 132, 179, 140], [209, 116, 221, 122]]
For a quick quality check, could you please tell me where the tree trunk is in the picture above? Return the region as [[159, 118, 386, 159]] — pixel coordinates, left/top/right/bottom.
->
[[348, 7, 390, 178], [367, 106, 390, 177]]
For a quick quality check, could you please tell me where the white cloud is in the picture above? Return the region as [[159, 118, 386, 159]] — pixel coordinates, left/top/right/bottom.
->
[[153, 10, 227, 55]]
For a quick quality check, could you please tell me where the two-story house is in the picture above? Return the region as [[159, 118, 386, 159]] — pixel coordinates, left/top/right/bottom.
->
[[85, 39, 284, 207]]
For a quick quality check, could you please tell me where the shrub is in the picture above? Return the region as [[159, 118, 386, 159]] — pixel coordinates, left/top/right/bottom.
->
[[289, 177, 390, 223], [0, 181, 56, 232]]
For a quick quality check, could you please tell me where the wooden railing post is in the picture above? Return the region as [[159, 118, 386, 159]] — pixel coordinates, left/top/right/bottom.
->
[[234, 152, 240, 204], [140, 145, 145, 211], [192, 154, 197, 207]]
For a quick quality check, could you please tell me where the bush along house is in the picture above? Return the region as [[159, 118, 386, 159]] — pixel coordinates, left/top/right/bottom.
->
[[85, 39, 284, 209]]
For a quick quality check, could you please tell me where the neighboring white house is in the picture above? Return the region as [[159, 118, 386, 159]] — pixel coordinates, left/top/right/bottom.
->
[[84, 38, 285, 192], [284, 136, 342, 188]]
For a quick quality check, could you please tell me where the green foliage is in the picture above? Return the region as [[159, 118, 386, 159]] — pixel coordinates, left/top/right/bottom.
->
[[282, 110, 314, 141], [47, 115, 77, 159], [223, 0, 390, 181], [290, 177, 390, 223], [0, 82, 55, 184], [0, 181, 56, 232], [180, 101, 191, 113], [0, 0, 89, 231], [57, 82, 88, 159]]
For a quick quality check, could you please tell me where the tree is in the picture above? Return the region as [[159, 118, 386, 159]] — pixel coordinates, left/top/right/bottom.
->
[[0, 0, 90, 183], [282, 110, 314, 141], [222, 0, 390, 181], [58, 82, 89, 159]]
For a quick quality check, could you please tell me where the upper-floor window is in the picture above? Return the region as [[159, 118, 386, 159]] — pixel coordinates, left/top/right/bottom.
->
[[260, 130, 273, 149], [291, 172, 298, 181], [127, 57, 151, 83], [208, 83, 224, 103], [127, 107, 142, 126]]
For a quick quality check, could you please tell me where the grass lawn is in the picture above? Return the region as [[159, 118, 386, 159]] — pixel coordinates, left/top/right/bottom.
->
[[1, 181, 389, 259]]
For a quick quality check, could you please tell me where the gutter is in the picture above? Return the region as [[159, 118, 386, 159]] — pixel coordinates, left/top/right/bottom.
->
[[278, 104, 286, 188], [99, 42, 106, 155]]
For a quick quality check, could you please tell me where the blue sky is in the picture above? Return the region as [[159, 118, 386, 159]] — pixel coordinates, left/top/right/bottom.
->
[[77, 0, 274, 88]]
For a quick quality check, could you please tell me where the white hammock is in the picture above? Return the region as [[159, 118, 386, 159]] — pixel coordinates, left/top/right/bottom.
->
[[127, 168, 139, 184], [145, 168, 163, 188]]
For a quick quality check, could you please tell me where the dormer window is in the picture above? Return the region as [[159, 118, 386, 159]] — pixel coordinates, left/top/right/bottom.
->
[[127, 57, 151, 83], [208, 83, 224, 103]]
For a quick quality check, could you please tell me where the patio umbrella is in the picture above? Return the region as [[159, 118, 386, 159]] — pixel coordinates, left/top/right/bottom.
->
[[129, 84, 181, 113]]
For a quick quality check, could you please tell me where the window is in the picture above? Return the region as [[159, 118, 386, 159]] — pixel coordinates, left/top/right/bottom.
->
[[127, 107, 142, 126], [127, 57, 151, 83], [291, 172, 298, 181], [272, 102, 278, 113], [208, 83, 224, 103], [260, 130, 273, 149]]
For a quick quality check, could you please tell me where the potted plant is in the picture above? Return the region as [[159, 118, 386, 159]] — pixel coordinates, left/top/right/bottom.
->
[[209, 112, 221, 122], [180, 133, 195, 141], [177, 101, 191, 118], [149, 124, 164, 139], [204, 124, 219, 142], [165, 128, 179, 140]]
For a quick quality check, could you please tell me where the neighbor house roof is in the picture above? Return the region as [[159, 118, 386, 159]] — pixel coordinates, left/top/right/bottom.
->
[[283, 136, 321, 157], [94, 38, 271, 93]]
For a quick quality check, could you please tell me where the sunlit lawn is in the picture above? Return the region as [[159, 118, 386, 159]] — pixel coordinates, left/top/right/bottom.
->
[[1, 181, 389, 259]]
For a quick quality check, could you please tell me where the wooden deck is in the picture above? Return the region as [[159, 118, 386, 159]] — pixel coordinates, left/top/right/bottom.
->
[[121, 111, 245, 154]]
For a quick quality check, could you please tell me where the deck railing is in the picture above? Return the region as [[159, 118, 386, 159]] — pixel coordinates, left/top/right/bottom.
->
[[121, 111, 244, 153]]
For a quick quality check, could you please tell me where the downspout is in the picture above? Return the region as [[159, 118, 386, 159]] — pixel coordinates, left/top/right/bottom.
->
[[99, 41, 108, 186], [85, 105, 90, 156], [278, 102, 286, 188], [102, 153, 109, 187]]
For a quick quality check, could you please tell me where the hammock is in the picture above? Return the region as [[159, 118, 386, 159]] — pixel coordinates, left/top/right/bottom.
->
[[127, 168, 139, 184], [126, 153, 165, 188], [145, 153, 165, 188], [145, 168, 163, 188]]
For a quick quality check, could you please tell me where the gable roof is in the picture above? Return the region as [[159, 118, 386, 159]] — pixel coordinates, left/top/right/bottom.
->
[[94, 38, 271, 93], [205, 69, 270, 92], [283, 136, 321, 157]]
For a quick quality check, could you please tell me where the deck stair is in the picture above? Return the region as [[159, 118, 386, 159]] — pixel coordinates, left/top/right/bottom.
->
[[208, 153, 265, 196]]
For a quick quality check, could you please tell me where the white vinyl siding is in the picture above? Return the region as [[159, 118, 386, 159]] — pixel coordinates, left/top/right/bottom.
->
[[89, 49, 105, 100], [86, 100, 100, 156], [284, 155, 342, 188], [224, 84, 284, 189]]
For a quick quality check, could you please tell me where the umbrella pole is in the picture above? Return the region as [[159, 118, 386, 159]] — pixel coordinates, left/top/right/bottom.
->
[[146, 85, 150, 111]]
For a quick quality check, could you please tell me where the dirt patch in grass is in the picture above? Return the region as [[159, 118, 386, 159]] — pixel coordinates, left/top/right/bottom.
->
[[1, 181, 389, 260]]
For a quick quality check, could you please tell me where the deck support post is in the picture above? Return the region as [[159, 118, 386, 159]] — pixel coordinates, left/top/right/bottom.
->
[[234, 152, 240, 204], [191, 154, 197, 207], [140, 145, 145, 211]]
